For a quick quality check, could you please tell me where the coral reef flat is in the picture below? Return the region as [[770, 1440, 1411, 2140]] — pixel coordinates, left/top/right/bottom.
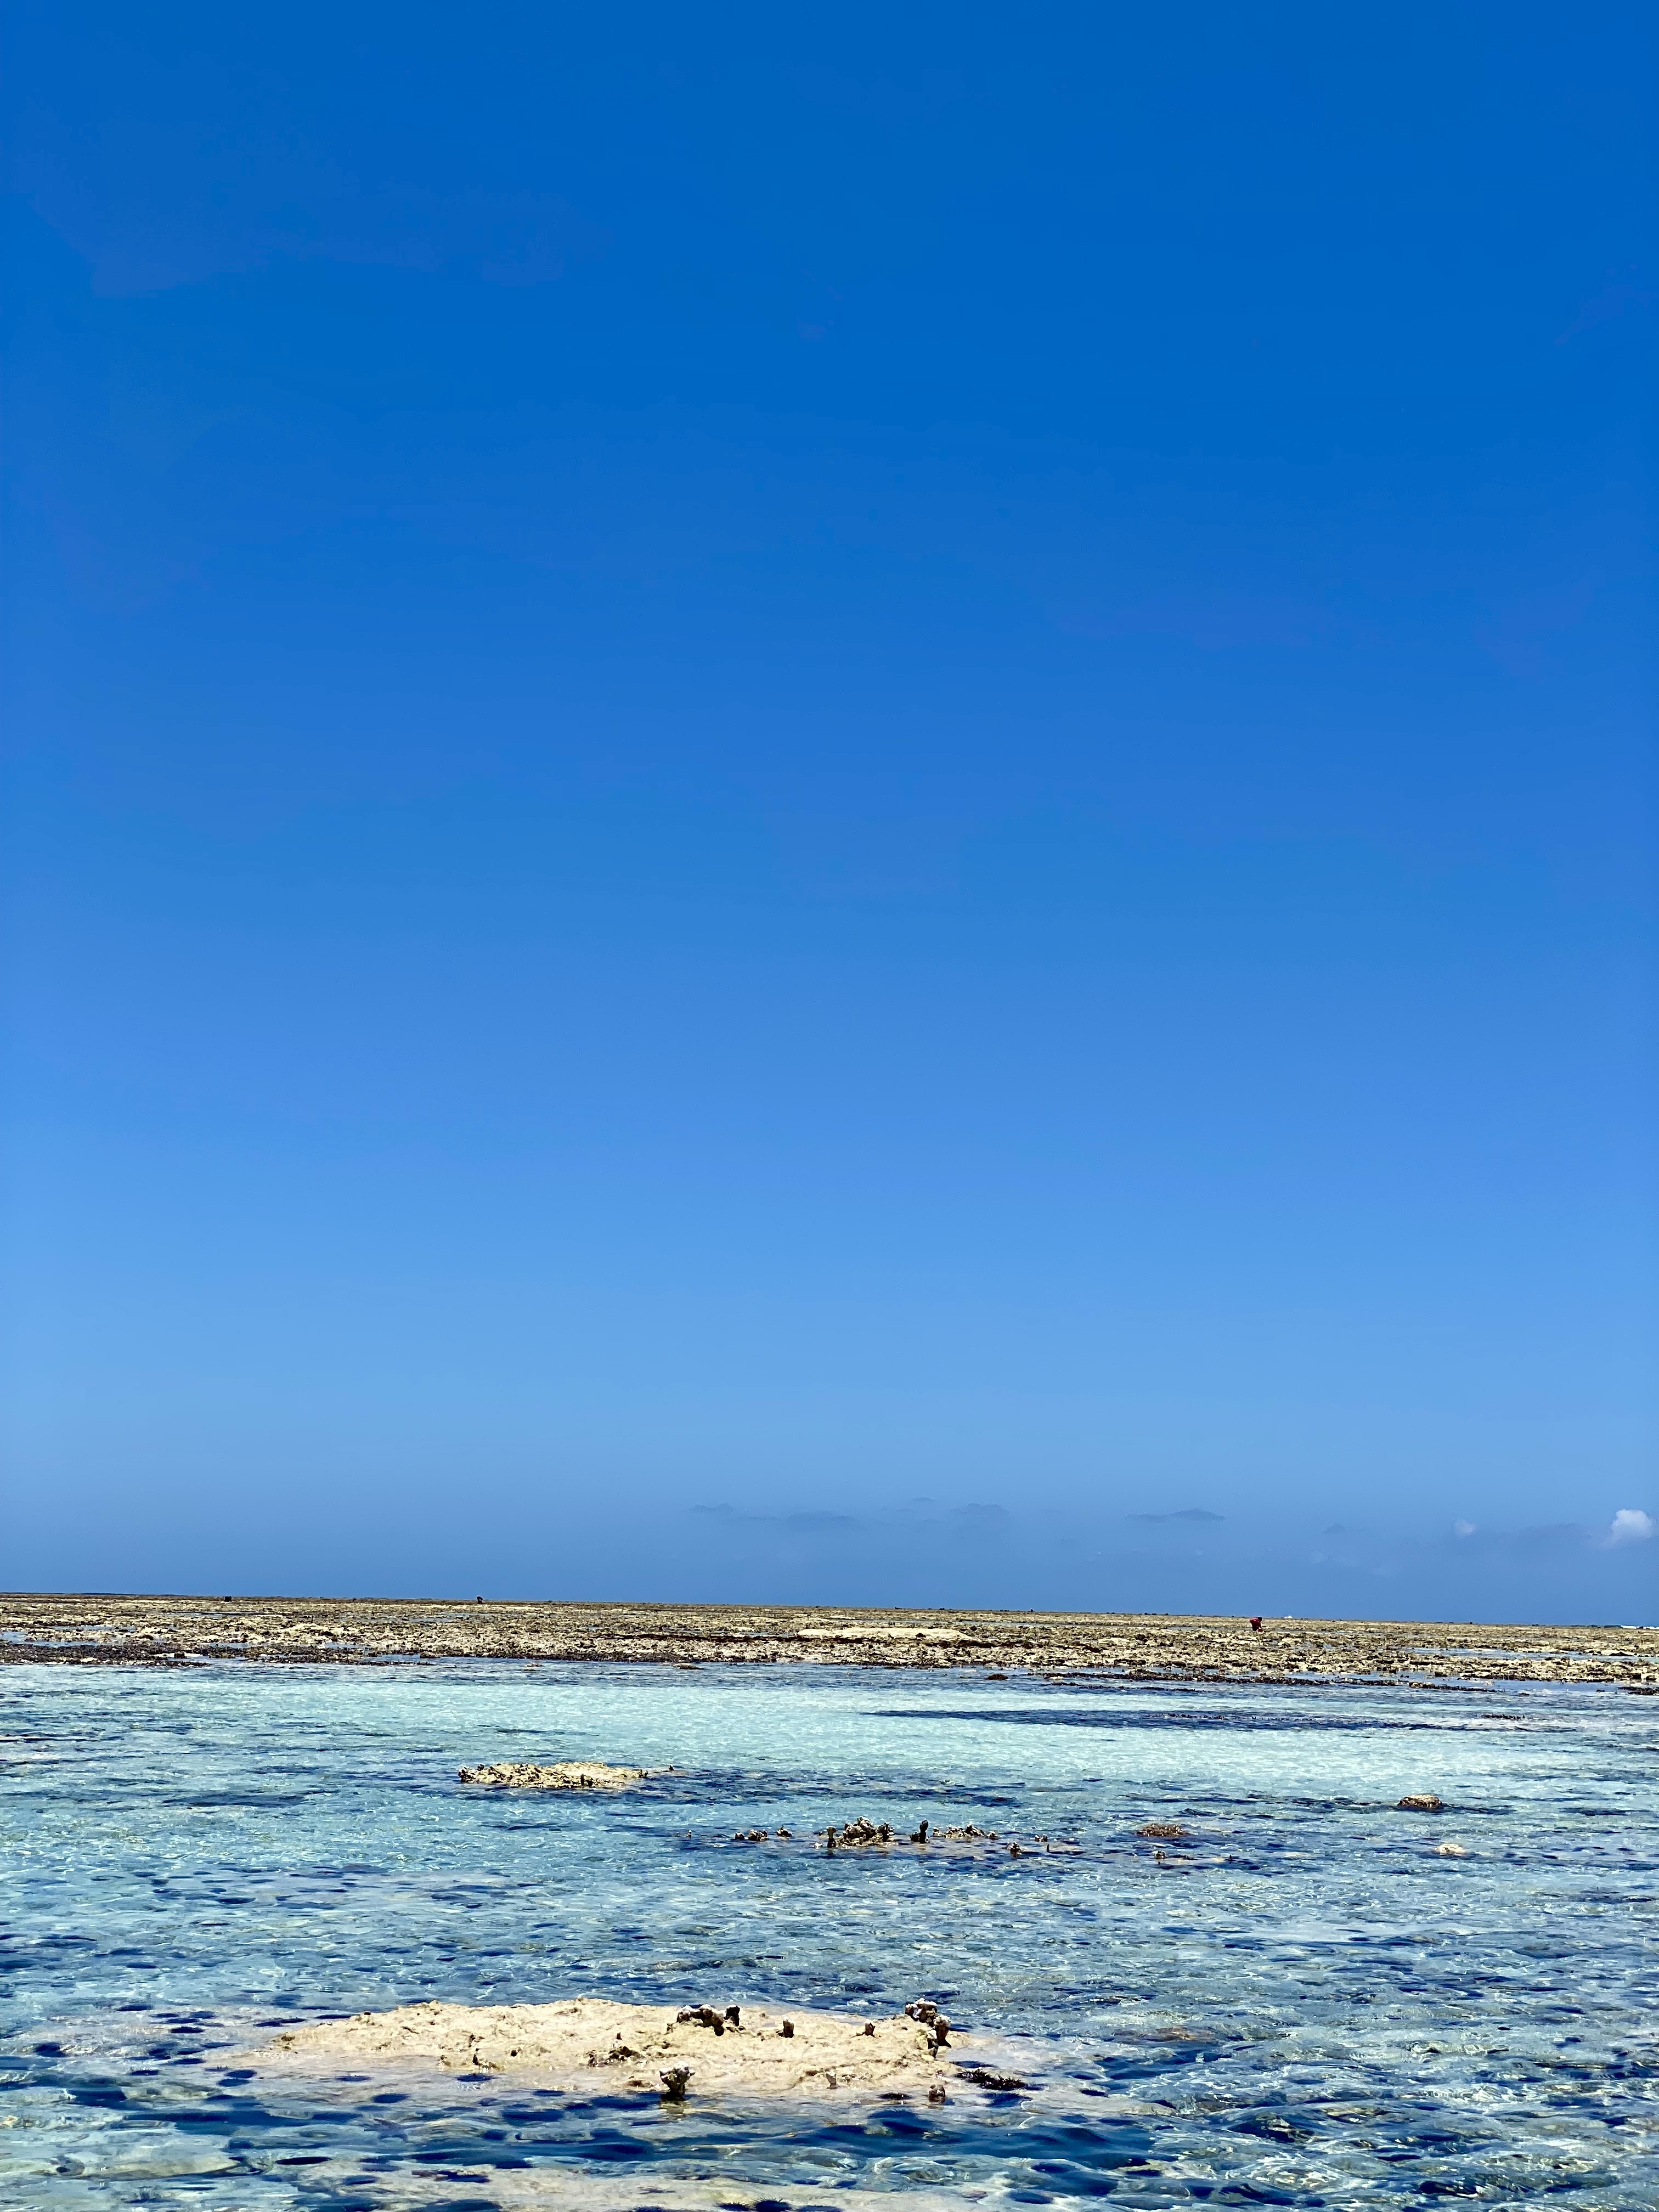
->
[[2, 1590, 1656, 1684]]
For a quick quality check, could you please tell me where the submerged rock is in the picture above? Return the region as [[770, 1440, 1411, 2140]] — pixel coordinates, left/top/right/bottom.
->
[[958, 2064, 1029, 2091], [1137, 1821, 1187, 1839]]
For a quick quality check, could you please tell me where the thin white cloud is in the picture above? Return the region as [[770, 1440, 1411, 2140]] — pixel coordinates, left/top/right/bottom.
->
[[1604, 1508, 1655, 1548]]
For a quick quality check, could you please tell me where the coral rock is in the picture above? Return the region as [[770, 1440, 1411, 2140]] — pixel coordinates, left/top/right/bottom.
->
[[457, 1761, 645, 1790]]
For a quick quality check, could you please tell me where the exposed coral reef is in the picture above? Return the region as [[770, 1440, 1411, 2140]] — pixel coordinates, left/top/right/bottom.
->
[[456, 1761, 646, 1789], [255, 1996, 989, 2102], [4, 1593, 1656, 1686]]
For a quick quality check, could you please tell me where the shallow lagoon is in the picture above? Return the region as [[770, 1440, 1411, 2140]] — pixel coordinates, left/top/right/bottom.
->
[[2, 1661, 1656, 2207]]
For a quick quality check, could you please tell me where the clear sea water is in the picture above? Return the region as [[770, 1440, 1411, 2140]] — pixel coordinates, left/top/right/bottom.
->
[[2, 1660, 1656, 2209]]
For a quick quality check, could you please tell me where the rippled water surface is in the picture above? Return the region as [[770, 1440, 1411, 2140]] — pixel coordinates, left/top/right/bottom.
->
[[2, 1660, 1656, 2208]]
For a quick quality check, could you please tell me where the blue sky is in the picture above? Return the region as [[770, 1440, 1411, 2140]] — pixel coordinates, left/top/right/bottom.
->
[[3, 2, 1655, 1618]]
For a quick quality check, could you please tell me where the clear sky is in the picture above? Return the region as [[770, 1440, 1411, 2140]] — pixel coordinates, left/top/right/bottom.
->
[[3, 3, 1655, 1620]]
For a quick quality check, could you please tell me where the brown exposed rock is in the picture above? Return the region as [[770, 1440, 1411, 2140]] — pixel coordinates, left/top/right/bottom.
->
[[3, 1592, 1654, 1687]]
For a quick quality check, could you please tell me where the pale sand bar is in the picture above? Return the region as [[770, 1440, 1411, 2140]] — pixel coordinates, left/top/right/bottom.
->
[[257, 1996, 992, 2102]]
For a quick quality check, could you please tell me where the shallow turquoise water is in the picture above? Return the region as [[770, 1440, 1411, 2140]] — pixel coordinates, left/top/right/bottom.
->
[[2, 1661, 1656, 2208]]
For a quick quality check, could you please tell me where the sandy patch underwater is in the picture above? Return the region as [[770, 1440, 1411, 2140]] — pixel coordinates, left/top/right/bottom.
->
[[2, 1658, 1657, 2206]]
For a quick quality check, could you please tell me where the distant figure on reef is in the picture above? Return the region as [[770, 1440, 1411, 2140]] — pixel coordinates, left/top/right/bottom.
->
[[1249, 1616, 1263, 1631]]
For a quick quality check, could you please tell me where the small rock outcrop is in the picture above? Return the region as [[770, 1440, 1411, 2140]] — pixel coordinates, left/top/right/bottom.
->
[[457, 1761, 646, 1790], [1396, 1793, 1443, 1812], [905, 1999, 952, 2050], [820, 1816, 1001, 1849], [823, 1817, 894, 1848]]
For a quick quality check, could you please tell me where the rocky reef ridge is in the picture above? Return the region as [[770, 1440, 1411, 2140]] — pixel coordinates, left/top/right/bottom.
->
[[4, 1594, 1656, 1687]]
